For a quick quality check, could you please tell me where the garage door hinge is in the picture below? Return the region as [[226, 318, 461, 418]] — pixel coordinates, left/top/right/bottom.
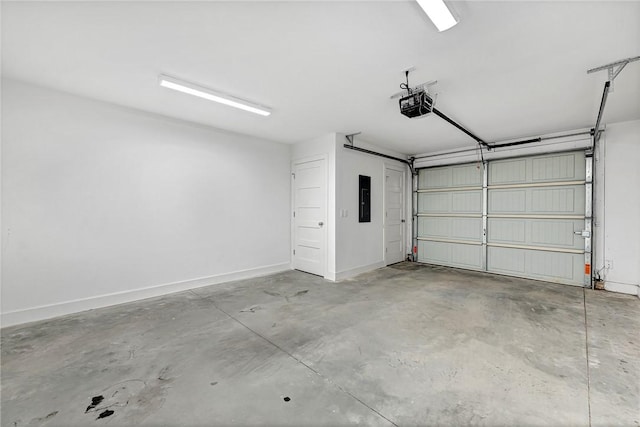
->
[[293, 249, 296, 255], [291, 173, 295, 179], [293, 211, 296, 217]]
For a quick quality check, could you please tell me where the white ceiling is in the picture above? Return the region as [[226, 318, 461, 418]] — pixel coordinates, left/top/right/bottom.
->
[[2, 1, 639, 155]]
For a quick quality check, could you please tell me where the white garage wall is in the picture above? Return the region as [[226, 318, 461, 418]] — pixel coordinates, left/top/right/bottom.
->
[[1, 79, 292, 326], [335, 136, 408, 280], [291, 134, 409, 281], [598, 119, 640, 296]]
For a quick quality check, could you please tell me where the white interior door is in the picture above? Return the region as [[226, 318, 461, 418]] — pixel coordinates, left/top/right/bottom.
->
[[292, 158, 326, 276], [385, 166, 405, 265]]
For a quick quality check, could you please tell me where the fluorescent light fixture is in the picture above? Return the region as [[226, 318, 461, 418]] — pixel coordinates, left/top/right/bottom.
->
[[416, 0, 458, 32], [159, 75, 271, 116]]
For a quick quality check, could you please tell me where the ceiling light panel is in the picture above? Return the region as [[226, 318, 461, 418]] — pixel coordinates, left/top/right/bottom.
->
[[159, 75, 272, 116], [416, 0, 458, 32]]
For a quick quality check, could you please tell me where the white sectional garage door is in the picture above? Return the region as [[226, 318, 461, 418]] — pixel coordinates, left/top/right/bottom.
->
[[487, 152, 587, 285], [417, 163, 484, 270], [417, 151, 590, 287]]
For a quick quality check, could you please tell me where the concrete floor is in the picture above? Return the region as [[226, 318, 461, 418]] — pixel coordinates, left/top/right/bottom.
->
[[1, 263, 639, 426]]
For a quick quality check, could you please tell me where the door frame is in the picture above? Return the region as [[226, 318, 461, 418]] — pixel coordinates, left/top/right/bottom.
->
[[383, 163, 406, 265], [290, 154, 328, 277]]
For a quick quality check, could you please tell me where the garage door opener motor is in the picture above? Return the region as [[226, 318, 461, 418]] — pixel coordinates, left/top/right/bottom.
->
[[391, 68, 437, 119]]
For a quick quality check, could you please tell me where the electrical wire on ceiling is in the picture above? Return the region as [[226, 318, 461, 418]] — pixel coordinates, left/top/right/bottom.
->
[[400, 70, 411, 93]]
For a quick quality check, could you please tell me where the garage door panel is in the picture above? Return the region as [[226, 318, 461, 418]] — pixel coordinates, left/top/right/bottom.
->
[[531, 153, 585, 182], [487, 246, 526, 273], [419, 217, 482, 241], [419, 164, 482, 189], [417, 151, 589, 288], [484, 152, 587, 286], [531, 186, 583, 214], [529, 219, 583, 249], [526, 250, 582, 281], [489, 185, 584, 215], [489, 159, 527, 185], [452, 244, 483, 269], [487, 247, 584, 285], [489, 152, 585, 185], [418, 240, 483, 270], [419, 193, 450, 213], [451, 164, 483, 186], [418, 217, 450, 238], [488, 219, 527, 243], [420, 168, 450, 189], [488, 218, 583, 250], [418, 240, 449, 263], [452, 191, 483, 213], [419, 190, 482, 214], [489, 190, 526, 213], [452, 217, 483, 240]]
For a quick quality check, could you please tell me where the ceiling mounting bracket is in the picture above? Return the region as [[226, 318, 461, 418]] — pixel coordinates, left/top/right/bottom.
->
[[587, 55, 639, 144], [587, 55, 640, 92], [345, 132, 361, 146]]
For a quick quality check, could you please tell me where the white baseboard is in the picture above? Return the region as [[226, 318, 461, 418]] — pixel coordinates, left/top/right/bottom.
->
[[1, 262, 291, 328], [334, 261, 386, 281], [604, 281, 640, 296]]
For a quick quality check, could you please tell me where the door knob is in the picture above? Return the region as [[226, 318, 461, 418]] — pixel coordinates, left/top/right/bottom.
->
[[318, 221, 324, 227]]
